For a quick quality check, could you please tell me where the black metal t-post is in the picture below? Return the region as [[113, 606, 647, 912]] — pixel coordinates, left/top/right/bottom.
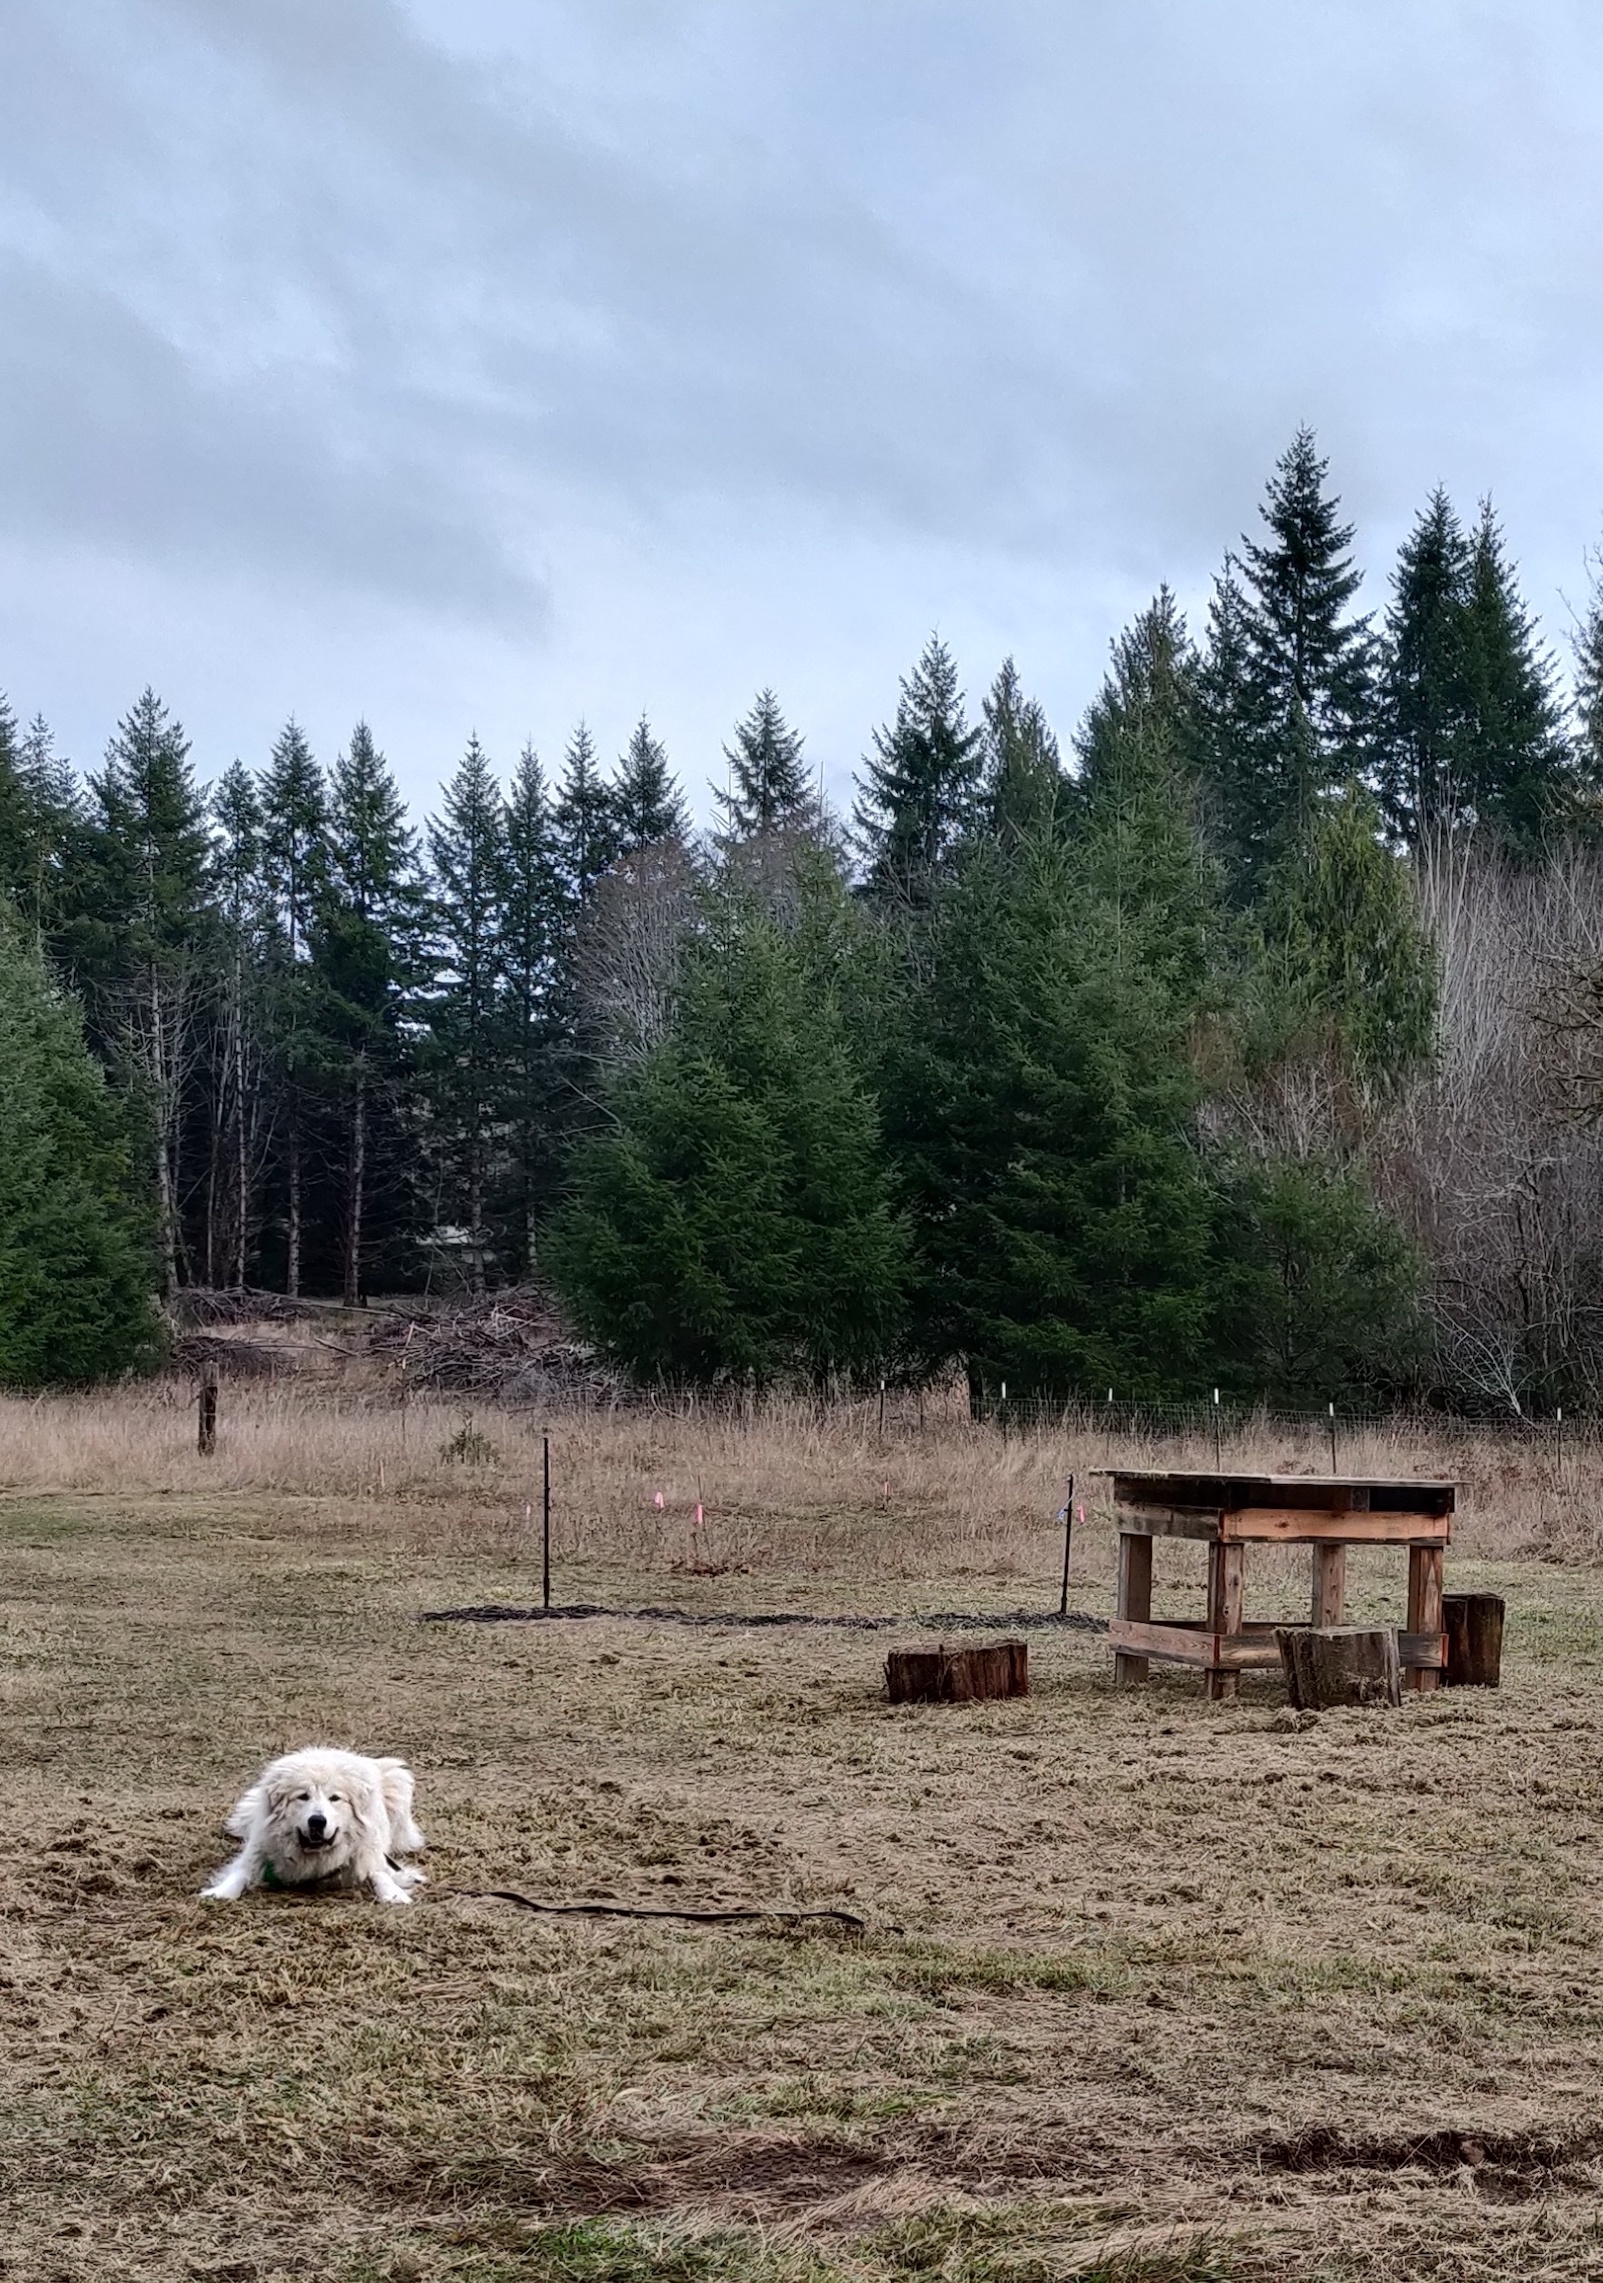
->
[[542, 1433, 551, 1610], [1059, 1473, 1075, 1615]]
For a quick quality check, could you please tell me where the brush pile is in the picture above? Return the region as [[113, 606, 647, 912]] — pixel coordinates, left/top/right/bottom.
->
[[369, 1288, 623, 1406]]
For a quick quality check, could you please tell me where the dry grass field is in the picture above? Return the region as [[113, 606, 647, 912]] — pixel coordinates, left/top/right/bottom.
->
[[4, 1385, 1603, 2281]]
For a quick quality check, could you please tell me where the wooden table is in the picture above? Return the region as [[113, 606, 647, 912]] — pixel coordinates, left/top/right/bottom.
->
[[1098, 1470, 1454, 1701]]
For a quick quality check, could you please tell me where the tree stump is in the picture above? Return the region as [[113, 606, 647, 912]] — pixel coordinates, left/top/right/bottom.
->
[[1276, 1626, 1401, 1710], [886, 1640, 1028, 1705], [1444, 1594, 1505, 1687]]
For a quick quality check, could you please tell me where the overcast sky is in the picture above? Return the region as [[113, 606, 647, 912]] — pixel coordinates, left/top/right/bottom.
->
[[5, 0, 1603, 820]]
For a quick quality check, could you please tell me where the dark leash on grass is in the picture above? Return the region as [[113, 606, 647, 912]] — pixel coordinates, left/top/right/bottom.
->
[[446, 1888, 891, 1934]]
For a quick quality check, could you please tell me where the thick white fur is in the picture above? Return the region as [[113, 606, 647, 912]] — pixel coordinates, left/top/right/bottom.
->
[[202, 1748, 425, 1905]]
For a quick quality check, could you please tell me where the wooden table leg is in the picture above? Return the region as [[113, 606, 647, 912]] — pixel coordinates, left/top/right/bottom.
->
[[1115, 1532, 1153, 1687], [1206, 1541, 1245, 1701], [1406, 1544, 1444, 1692], [1311, 1543, 1346, 1628]]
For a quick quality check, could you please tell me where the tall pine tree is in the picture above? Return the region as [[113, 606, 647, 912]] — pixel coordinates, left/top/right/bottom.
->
[[716, 689, 813, 841], [258, 720, 328, 1294], [1458, 503, 1574, 856], [886, 608, 1222, 1401], [552, 723, 620, 908], [1196, 430, 1376, 897], [209, 761, 271, 1289], [1376, 488, 1475, 849], [854, 635, 983, 904], [549, 880, 907, 1387], [980, 657, 1065, 844], [84, 690, 213, 1297], [498, 742, 565, 1278], [318, 723, 423, 1305], [0, 912, 158, 1383], [425, 735, 508, 1291], [614, 715, 689, 849]]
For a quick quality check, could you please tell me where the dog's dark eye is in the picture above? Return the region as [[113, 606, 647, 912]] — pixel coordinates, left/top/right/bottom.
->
[[329, 1793, 343, 1803], [296, 1792, 310, 1803]]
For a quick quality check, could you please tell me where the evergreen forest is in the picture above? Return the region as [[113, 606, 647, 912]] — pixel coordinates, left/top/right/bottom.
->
[[8, 430, 1603, 1412]]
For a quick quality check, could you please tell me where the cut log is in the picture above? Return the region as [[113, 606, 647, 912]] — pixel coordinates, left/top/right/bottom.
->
[[885, 1640, 1028, 1705], [1276, 1625, 1401, 1711], [1444, 1594, 1505, 1688]]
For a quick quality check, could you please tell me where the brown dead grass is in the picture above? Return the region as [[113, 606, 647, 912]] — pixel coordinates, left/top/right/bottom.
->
[[4, 1397, 1603, 2279], [0, 1379, 1591, 1574]]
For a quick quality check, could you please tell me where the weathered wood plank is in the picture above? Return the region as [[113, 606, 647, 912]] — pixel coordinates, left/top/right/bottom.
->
[[1222, 1508, 1450, 1546], [1105, 1505, 1224, 1541], [1106, 1617, 1285, 1671], [1114, 1531, 1154, 1687], [1406, 1545, 1446, 1692], [1310, 1542, 1346, 1627]]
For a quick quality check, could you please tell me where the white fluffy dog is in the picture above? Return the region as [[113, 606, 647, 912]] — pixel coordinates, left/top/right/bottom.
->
[[202, 1748, 426, 1905]]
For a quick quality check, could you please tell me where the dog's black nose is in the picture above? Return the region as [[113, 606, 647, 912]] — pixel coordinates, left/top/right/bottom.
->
[[305, 1812, 327, 1839]]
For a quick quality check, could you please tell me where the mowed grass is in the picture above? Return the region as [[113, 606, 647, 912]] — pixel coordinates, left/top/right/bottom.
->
[[3, 1422, 1603, 2279]]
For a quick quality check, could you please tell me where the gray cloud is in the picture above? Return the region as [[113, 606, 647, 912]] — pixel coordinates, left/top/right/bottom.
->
[[3, 0, 1603, 807]]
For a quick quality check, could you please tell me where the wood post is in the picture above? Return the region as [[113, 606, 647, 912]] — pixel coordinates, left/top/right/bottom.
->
[[198, 1366, 218, 1456], [1444, 1593, 1505, 1687], [1114, 1533, 1153, 1686], [1405, 1545, 1445, 1692], [1310, 1543, 1346, 1628], [1277, 1626, 1402, 1710], [1205, 1540, 1245, 1700]]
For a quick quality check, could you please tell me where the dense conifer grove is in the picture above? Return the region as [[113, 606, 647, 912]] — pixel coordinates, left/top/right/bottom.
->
[[8, 429, 1603, 1406]]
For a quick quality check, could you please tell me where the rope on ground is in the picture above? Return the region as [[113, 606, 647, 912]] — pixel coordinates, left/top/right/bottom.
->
[[448, 1887, 882, 1933]]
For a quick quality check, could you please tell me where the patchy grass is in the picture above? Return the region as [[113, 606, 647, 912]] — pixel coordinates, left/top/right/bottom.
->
[[3, 1447, 1603, 2279]]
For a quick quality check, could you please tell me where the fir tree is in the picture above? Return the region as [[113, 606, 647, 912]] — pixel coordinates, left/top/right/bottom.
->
[[552, 722, 620, 907], [1196, 430, 1376, 896], [425, 735, 508, 1290], [0, 912, 159, 1383], [498, 741, 565, 1277], [549, 884, 907, 1386], [716, 689, 813, 841], [886, 616, 1224, 1402], [209, 761, 270, 1288], [318, 723, 423, 1305], [83, 690, 213, 1296], [1254, 784, 1437, 1093], [614, 714, 689, 848], [886, 820, 1219, 1402], [258, 720, 327, 1294], [1458, 503, 1574, 856], [1376, 489, 1475, 848], [0, 703, 78, 941], [980, 658, 1065, 844], [854, 635, 983, 903]]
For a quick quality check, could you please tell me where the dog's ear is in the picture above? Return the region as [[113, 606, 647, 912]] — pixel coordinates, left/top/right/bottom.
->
[[347, 1765, 386, 1840], [224, 1783, 263, 1841], [377, 1759, 424, 1852]]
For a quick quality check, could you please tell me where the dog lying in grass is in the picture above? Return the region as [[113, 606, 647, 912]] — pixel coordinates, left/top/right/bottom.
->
[[202, 1748, 425, 1904]]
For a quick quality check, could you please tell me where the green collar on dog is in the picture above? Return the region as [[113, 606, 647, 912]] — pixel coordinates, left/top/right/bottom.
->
[[260, 1860, 281, 1890]]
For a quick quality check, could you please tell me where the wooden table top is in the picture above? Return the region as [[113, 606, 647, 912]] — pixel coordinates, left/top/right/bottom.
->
[[1095, 1468, 1455, 1517]]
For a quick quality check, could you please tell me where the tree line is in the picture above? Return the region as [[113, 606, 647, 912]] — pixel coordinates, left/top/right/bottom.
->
[[6, 427, 1603, 1407]]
